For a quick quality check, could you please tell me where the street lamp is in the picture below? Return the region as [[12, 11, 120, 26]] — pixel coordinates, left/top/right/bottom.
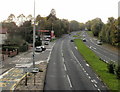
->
[[33, 0, 36, 68]]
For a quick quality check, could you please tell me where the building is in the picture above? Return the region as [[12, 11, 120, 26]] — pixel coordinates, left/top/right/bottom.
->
[[0, 28, 8, 45], [37, 30, 55, 41]]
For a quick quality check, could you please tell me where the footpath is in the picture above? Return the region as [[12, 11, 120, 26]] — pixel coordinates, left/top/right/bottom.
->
[[0, 41, 55, 91]]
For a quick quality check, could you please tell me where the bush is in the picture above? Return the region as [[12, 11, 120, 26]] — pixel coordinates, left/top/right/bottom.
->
[[19, 42, 29, 52], [35, 40, 42, 47], [107, 61, 115, 74], [2, 46, 19, 51], [115, 65, 120, 79]]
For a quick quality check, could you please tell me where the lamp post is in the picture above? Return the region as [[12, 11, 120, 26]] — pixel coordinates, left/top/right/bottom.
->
[[33, 0, 36, 68]]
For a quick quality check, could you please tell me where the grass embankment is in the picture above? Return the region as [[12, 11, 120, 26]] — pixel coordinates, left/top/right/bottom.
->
[[74, 39, 119, 91]]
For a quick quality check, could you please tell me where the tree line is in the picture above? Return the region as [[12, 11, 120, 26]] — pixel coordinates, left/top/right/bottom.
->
[[85, 17, 119, 47], [1, 9, 81, 46], [1, 9, 119, 48]]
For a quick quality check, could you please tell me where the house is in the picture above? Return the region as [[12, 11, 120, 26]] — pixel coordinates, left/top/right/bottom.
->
[[0, 28, 8, 45]]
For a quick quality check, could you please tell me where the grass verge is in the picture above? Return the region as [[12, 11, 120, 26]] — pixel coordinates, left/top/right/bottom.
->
[[74, 39, 119, 91]]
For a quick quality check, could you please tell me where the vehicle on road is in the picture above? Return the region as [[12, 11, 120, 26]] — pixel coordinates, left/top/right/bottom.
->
[[83, 38, 86, 42], [97, 40, 102, 45], [70, 39, 74, 42]]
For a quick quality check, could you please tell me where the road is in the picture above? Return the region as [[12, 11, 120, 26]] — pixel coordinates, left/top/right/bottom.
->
[[44, 34, 108, 91], [80, 31, 118, 63], [0, 41, 54, 91]]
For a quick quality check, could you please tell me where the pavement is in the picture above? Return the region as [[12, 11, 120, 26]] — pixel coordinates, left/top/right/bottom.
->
[[0, 41, 55, 91]]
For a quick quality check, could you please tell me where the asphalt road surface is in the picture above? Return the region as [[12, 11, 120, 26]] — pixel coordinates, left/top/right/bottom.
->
[[44, 34, 108, 91], [80, 31, 118, 63]]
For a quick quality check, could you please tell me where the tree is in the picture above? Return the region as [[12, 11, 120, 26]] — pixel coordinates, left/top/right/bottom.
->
[[7, 14, 16, 22], [17, 14, 26, 26], [26, 14, 33, 21], [70, 20, 80, 31]]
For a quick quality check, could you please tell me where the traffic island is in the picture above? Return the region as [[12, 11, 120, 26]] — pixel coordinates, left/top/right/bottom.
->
[[14, 61, 47, 91]]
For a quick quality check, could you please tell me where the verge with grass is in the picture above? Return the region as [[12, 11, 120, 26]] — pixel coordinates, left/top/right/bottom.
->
[[74, 39, 119, 91]]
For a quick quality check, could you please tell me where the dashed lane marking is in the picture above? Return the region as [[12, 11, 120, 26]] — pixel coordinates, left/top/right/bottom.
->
[[94, 84, 98, 88], [88, 76, 91, 79], [64, 64, 67, 71], [75, 47, 78, 50], [98, 88, 101, 92], [67, 75, 72, 88], [86, 64, 89, 67]]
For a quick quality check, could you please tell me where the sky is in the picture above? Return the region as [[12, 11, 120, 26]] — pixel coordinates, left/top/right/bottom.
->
[[0, 0, 119, 23]]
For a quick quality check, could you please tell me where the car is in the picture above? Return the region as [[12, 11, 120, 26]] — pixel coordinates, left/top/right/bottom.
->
[[82, 38, 86, 42], [45, 38, 50, 41], [70, 40, 74, 42], [35, 46, 42, 52], [41, 46, 46, 51], [97, 40, 102, 45], [44, 41, 49, 45]]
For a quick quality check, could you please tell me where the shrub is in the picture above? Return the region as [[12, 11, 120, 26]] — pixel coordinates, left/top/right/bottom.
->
[[107, 61, 115, 74], [35, 40, 42, 47], [115, 65, 120, 79], [19, 42, 29, 52]]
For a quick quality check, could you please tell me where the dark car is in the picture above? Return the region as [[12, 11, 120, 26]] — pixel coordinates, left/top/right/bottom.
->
[[44, 41, 49, 45], [82, 38, 86, 42], [70, 40, 74, 42]]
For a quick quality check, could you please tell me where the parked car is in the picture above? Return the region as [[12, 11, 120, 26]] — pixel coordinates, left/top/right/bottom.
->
[[41, 46, 46, 51], [35, 46, 42, 52], [44, 41, 49, 45], [97, 40, 102, 45]]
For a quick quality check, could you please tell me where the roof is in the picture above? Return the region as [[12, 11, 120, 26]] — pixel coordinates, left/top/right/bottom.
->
[[0, 28, 8, 34], [37, 30, 50, 32]]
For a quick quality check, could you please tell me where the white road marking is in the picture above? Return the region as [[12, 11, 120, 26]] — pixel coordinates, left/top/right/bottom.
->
[[91, 79, 97, 84], [86, 64, 89, 67], [67, 75, 72, 88], [88, 76, 91, 79], [86, 73, 88, 76], [75, 47, 78, 50], [64, 64, 67, 71], [98, 89, 101, 92], [47, 42, 56, 63], [0, 68, 14, 79], [62, 58, 65, 63], [94, 84, 98, 87]]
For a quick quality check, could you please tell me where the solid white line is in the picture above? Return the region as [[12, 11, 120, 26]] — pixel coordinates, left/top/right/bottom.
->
[[67, 75, 72, 88], [71, 51, 79, 64], [47, 42, 56, 63]]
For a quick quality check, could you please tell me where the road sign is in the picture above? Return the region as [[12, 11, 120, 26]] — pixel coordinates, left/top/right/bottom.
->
[[23, 68, 39, 73]]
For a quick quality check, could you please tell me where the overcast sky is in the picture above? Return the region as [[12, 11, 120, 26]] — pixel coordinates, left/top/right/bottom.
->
[[0, 0, 119, 23]]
